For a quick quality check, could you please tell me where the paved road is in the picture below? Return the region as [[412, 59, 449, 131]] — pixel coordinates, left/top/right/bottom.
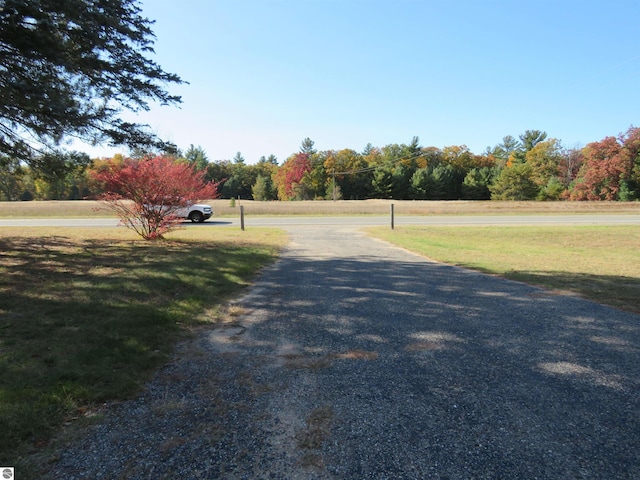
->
[[47, 225, 640, 479], [239, 214, 640, 227], [2, 213, 640, 227]]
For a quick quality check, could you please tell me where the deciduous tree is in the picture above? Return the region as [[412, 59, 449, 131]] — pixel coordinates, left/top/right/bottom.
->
[[490, 163, 539, 200], [558, 147, 583, 185], [621, 126, 640, 199], [324, 149, 371, 199], [91, 156, 219, 240], [29, 150, 91, 200], [525, 139, 562, 187], [273, 153, 312, 200], [442, 145, 474, 171], [569, 136, 627, 200]]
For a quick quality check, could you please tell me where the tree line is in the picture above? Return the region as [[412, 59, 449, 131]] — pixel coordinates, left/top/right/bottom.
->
[[2, 3, 637, 203], [1, 3, 637, 203], [2, 127, 638, 202]]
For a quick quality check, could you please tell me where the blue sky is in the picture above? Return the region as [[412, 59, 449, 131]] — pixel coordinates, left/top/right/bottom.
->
[[91, 0, 640, 163]]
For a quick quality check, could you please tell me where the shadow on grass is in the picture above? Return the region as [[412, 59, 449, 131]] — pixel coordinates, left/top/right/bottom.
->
[[0, 235, 276, 464]]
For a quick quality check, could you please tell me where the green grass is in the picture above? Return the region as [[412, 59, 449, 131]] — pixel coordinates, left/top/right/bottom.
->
[[368, 225, 640, 314], [0, 227, 285, 471]]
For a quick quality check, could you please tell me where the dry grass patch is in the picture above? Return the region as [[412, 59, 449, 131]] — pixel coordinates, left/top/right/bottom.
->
[[2, 199, 639, 218]]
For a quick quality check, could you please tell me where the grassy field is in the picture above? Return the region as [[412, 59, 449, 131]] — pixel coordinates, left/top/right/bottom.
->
[[1, 199, 639, 218], [368, 225, 640, 314], [0, 227, 285, 472]]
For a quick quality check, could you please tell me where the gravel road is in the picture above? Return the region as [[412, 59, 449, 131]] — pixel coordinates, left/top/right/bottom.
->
[[44, 226, 640, 479]]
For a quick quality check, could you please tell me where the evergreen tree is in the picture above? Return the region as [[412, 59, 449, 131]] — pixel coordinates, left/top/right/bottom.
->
[[183, 145, 209, 171], [0, 0, 184, 161], [300, 137, 317, 155], [251, 175, 276, 201], [461, 167, 495, 200]]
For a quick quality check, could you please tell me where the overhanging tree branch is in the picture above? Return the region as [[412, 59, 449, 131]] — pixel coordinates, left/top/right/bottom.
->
[[0, 0, 185, 161]]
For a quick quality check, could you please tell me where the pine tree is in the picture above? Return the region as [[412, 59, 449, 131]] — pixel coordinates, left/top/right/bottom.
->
[[0, 0, 184, 160]]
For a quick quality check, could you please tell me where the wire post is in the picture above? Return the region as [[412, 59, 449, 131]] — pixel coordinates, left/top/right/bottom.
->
[[332, 169, 336, 202], [240, 205, 245, 231], [390, 203, 394, 230]]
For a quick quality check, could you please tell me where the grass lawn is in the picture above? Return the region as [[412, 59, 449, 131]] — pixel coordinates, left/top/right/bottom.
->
[[0, 226, 285, 471], [368, 225, 640, 314]]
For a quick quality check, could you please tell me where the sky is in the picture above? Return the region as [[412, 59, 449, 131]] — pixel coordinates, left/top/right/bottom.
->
[[85, 0, 640, 163]]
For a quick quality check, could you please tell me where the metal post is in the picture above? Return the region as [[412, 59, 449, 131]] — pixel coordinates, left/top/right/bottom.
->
[[240, 205, 245, 231], [390, 203, 394, 230]]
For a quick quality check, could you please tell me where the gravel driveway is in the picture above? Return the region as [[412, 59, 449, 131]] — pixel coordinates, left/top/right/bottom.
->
[[45, 226, 640, 479]]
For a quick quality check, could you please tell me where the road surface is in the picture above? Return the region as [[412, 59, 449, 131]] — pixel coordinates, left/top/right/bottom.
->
[[2, 213, 640, 228]]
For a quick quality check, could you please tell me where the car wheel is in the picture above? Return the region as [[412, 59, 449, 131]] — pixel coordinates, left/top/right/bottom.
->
[[189, 211, 204, 223]]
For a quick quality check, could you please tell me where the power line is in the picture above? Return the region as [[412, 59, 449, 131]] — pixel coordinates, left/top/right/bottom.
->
[[333, 151, 428, 176]]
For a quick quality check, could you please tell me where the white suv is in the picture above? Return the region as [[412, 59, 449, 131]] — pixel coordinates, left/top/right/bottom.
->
[[177, 203, 213, 223]]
